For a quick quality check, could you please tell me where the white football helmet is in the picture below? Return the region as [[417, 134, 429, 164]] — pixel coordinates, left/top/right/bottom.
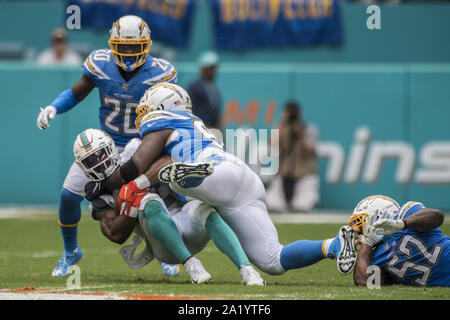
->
[[73, 129, 119, 181], [135, 82, 192, 129], [109, 15, 152, 72], [349, 195, 400, 235]]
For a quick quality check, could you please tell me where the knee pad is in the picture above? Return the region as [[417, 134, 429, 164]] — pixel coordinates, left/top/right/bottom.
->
[[250, 241, 285, 276], [185, 200, 216, 231], [139, 193, 166, 214], [141, 197, 170, 231]]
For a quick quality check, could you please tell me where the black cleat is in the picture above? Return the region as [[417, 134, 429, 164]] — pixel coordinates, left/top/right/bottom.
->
[[336, 226, 357, 275], [158, 162, 214, 184]]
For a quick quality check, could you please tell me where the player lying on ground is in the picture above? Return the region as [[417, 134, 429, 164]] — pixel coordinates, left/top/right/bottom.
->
[[86, 83, 359, 278], [74, 129, 265, 285], [348, 195, 449, 287], [37, 15, 179, 277]]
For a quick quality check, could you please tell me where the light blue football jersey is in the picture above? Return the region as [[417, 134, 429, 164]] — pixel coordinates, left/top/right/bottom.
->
[[371, 201, 450, 287], [138, 110, 224, 163], [82, 49, 177, 147]]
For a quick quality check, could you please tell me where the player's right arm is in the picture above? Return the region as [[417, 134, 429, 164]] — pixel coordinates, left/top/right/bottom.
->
[[374, 206, 444, 235], [102, 129, 173, 193], [399, 207, 444, 233], [37, 73, 95, 130], [37, 49, 109, 130]]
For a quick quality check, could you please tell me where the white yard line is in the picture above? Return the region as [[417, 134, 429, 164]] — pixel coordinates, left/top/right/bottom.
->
[[0, 291, 125, 300]]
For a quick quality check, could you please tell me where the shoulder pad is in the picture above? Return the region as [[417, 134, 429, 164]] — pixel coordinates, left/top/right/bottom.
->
[[82, 49, 112, 80], [398, 201, 425, 220], [142, 57, 177, 85], [141, 110, 191, 124]]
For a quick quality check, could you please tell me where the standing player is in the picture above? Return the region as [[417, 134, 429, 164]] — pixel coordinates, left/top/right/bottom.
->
[[86, 83, 359, 277], [350, 196, 449, 287], [36, 15, 178, 277]]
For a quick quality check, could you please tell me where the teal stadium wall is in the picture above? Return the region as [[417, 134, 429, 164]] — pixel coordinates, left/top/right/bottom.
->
[[0, 1, 449, 210]]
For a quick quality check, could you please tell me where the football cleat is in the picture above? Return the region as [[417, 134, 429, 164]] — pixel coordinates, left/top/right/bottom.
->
[[336, 226, 357, 275], [240, 265, 266, 286], [160, 262, 180, 277], [158, 162, 214, 184], [52, 246, 83, 277], [184, 257, 212, 284]]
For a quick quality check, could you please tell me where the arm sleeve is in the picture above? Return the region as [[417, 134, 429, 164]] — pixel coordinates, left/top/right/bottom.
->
[[50, 88, 79, 114]]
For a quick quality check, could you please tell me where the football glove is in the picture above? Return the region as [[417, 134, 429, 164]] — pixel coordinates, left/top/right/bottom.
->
[[361, 209, 389, 247], [117, 180, 148, 218], [85, 180, 107, 202], [37, 106, 57, 130], [373, 219, 405, 235]]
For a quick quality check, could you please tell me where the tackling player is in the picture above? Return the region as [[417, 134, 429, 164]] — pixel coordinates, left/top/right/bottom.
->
[[36, 15, 178, 277], [349, 195, 449, 287], [86, 83, 359, 278], [74, 128, 265, 285]]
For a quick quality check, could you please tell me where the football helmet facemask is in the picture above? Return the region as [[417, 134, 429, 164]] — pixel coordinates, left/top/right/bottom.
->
[[349, 195, 400, 235], [135, 82, 192, 129], [73, 129, 120, 181], [109, 15, 151, 72]]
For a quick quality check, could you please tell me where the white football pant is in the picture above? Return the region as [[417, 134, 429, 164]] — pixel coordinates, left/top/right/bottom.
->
[[170, 150, 285, 275]]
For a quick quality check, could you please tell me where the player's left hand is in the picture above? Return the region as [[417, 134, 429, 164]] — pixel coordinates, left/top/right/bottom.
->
[[373, 219, 405, 235], [85, 180, 107, 201], [117, 181, 148, 218]]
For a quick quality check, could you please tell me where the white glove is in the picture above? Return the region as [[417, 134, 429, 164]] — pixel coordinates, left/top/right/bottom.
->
[[37, 106, 57, 130], [373, 219, 405, 235], [361, 225, 383, 247], [361, 210, 384, 247]]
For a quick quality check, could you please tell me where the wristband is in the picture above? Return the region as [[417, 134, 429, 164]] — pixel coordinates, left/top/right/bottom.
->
[[120, 157, 140, 183], [134, 174, 151, 189]]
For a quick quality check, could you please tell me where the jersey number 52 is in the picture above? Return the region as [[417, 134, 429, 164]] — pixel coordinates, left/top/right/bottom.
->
[[387, 234, 443, 286]]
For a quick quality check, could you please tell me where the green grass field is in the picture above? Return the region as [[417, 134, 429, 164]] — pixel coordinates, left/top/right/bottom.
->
[[0, 213, 449, 300]]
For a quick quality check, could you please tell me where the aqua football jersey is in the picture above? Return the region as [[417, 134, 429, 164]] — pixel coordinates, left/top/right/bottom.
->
[[138, 110, 224, 163], [371, 201, 450, 287], [82, 49, 177, 147]]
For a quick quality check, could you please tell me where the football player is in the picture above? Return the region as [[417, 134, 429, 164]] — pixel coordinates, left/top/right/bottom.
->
[[86, 83, 359, 278], [36, 15, 178, 277], [74, 129, 265, 285], [349, 195, 449, 287]]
